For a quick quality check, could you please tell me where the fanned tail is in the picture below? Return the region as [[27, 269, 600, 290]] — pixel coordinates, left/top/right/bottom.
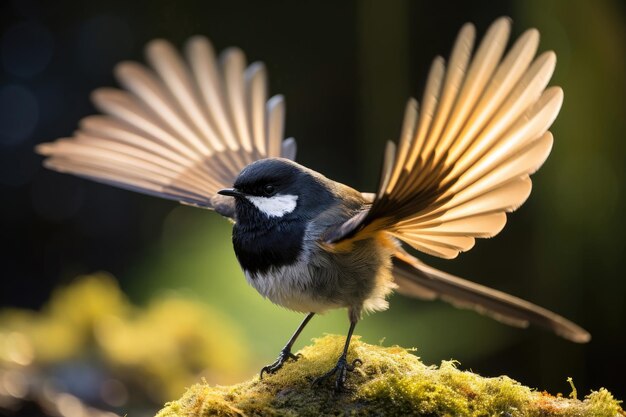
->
[[392, 249, 590, 343]]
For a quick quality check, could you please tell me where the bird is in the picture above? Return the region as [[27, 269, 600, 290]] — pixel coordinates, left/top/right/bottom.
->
[[37, 17, 591, 391]]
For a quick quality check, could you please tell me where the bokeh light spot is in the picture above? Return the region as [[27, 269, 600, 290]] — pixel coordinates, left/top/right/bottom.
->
[[1, 370, 28, 399], [0, 84, 39, 146], [2, 21, 54, 78], [100, 378, 128, 407], [56, 393, 86, 417]]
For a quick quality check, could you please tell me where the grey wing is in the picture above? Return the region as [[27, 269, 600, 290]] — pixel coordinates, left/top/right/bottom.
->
[[36, 36, 296, 219], [392, 248, 590, 343]]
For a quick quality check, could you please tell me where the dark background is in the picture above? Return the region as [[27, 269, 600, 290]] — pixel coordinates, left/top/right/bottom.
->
[[1, 0, 625, 405]]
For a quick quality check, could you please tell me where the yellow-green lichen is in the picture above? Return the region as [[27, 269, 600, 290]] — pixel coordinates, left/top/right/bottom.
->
[[156, 335, 624, 417]]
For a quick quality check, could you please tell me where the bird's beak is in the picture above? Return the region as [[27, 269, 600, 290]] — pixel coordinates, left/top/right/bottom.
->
[[217, 188, 245, 198]]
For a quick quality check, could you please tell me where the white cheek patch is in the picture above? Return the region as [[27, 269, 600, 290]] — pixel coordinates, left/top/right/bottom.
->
[[245, 194, 299, 218]]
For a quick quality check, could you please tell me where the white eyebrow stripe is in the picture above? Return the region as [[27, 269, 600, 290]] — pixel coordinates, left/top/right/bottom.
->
[[245, 194, 298, 218]]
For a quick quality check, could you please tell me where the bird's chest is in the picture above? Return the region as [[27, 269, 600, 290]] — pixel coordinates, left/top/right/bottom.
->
[[242, 261, 336, 313], [232, 219, 305, 276]]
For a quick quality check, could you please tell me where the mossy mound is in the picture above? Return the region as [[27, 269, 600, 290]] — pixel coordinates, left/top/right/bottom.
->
[[156, 335, 623, 417]]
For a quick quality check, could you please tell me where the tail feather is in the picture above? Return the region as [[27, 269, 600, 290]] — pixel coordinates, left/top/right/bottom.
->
[[392, 249, 591, 343]]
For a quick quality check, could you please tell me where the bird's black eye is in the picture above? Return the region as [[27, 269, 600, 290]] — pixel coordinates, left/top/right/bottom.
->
[[263, 184, 276, 196]]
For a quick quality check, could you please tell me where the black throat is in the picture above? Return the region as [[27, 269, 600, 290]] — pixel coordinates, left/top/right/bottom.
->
[[232, 206, 305, 276]]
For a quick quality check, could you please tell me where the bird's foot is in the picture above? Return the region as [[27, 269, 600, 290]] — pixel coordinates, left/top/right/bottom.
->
[[312, 355, 362, 392], [260, 347, 301, 379]]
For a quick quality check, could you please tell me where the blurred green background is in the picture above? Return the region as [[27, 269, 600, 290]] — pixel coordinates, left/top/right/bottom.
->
[[1, 0, 625, 415]]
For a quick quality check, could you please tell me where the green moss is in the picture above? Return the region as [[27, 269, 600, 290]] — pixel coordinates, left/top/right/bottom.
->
[[156, 335, 624, 417]]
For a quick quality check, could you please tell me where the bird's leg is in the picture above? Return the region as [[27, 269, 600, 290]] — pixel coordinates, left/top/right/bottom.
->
[[260, 312, 315, 378], [312, 318, 362, 392]]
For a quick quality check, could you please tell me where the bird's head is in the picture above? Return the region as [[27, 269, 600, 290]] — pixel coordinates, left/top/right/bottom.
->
[[218, 158, 336, 225]]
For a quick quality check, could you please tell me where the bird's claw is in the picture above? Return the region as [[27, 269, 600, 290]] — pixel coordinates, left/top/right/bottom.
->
[[312, 356, 362, 392], [260, 348, 301, 379]]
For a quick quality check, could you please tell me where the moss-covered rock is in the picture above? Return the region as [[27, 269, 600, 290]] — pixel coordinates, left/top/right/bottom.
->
[[156, 335, 623, 417]]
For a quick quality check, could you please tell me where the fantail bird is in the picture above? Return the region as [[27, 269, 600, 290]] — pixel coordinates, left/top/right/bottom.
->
[[37, 17, 590, 390]]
